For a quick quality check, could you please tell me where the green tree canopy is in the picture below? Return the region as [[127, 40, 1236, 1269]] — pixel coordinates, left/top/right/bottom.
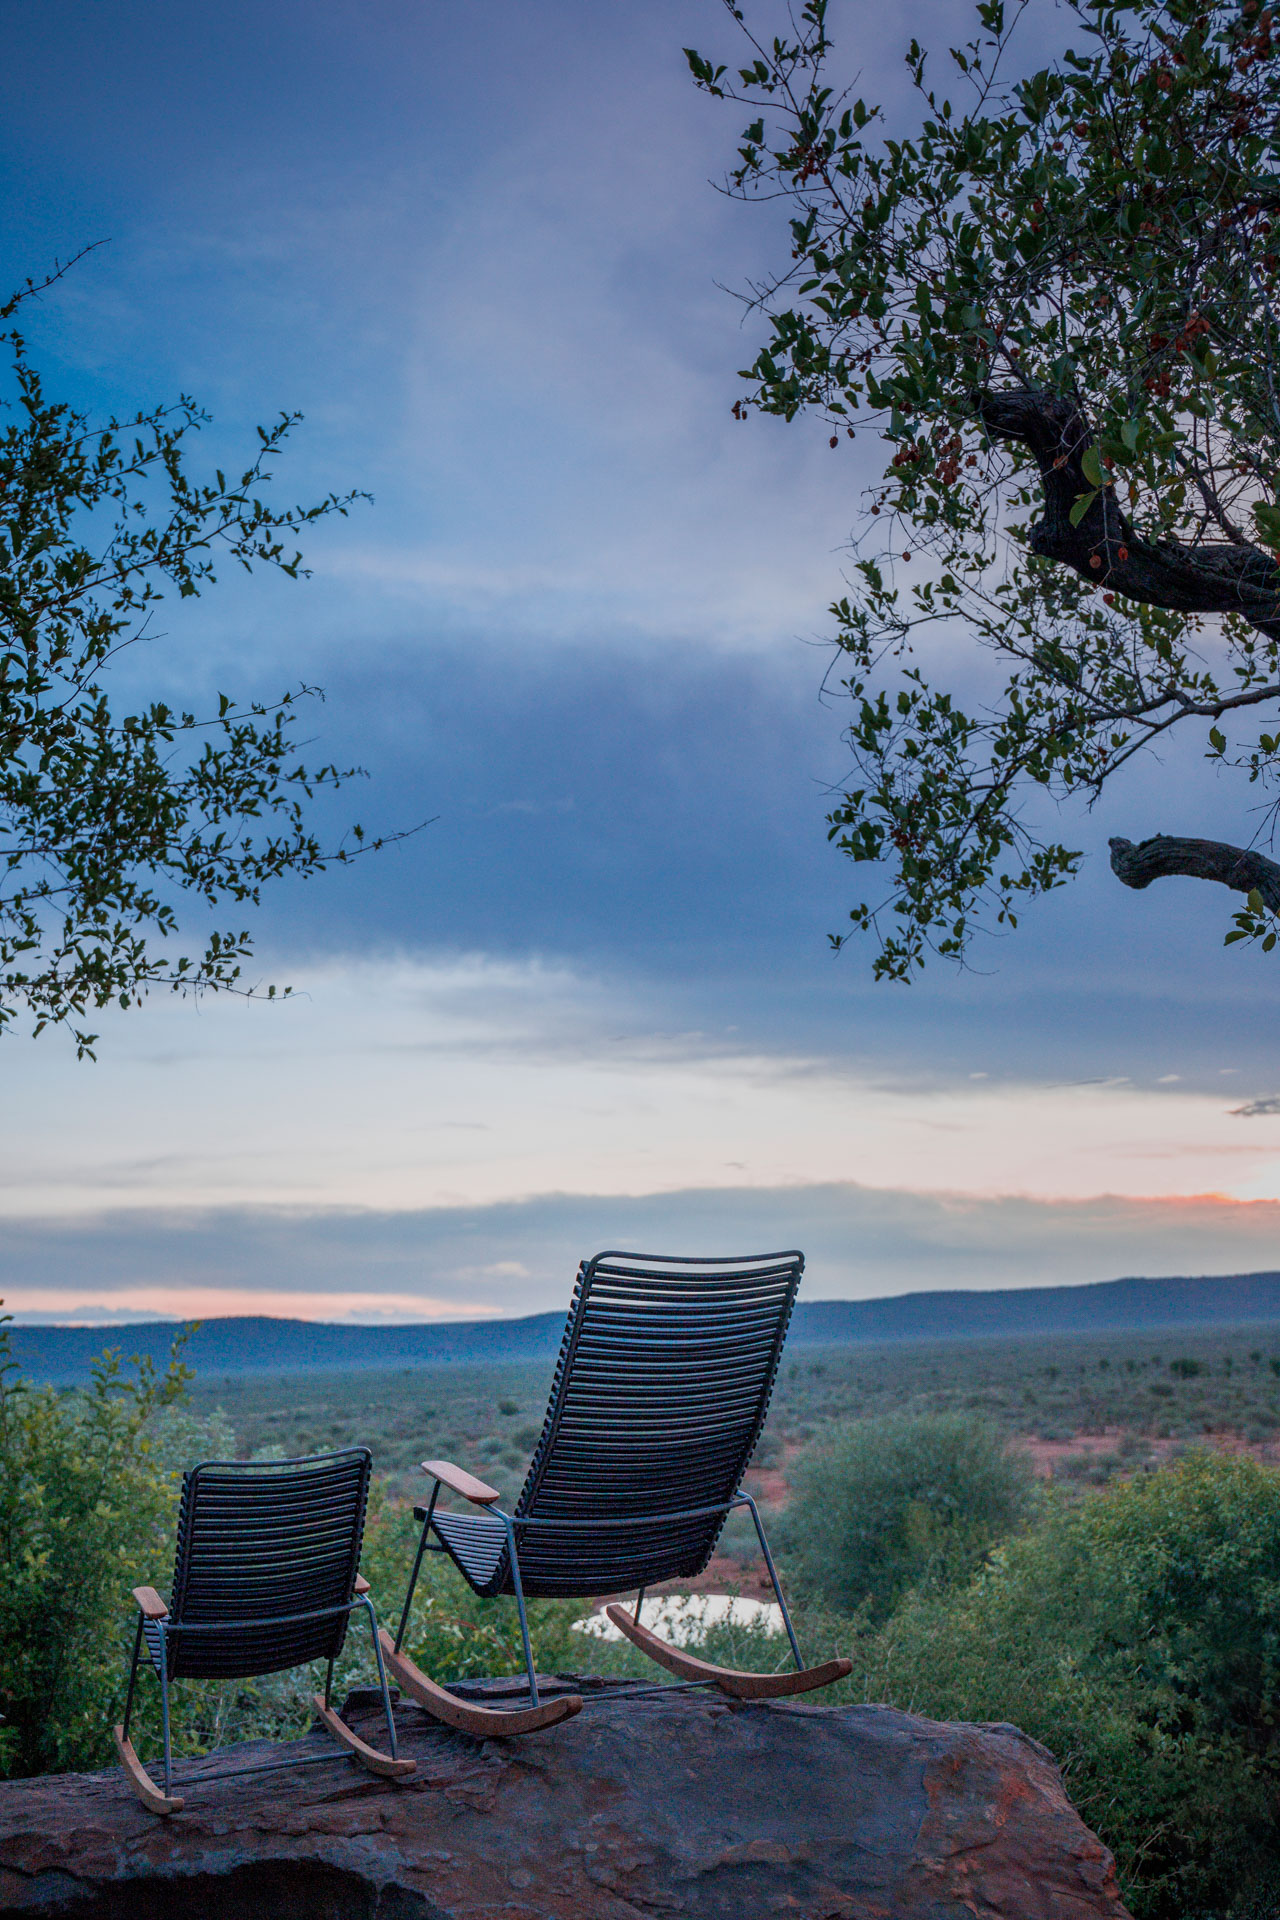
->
[[0, 262, 408, 1055], [689, 0, 1280, 976], [871, 1451, 1280, 1915]]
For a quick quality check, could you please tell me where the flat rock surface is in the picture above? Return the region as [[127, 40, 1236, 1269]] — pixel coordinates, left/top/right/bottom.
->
[[0, 1677, 1132, 1919]]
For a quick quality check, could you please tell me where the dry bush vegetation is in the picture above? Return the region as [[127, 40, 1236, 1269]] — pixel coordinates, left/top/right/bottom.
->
[[184, 1319, 1280, 1506], [7, 1322, 1280, 1918]]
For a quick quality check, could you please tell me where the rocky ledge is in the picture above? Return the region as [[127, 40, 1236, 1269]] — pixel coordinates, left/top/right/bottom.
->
[[0, 1677, 1131, 1919]]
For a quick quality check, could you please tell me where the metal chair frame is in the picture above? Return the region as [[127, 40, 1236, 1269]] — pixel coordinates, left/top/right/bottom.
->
[[394, 1489, 805, 1708], [121, 1590, 400, 1797]]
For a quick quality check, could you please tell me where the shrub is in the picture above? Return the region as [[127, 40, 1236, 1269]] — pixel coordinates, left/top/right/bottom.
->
[[782, 1411, 1033, 1619], [868, 1452, 1280, 1918], [0, 1315, 197, 1776]]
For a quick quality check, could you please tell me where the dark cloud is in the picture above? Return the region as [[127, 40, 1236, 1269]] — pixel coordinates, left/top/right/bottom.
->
[[226, 629, 1280, 1095], [6, 1186, 1280, 1322]]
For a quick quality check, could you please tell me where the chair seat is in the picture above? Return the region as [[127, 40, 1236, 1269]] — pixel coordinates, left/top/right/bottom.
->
[[421, 1502, 728, 1600], [430, 1508, 508, 1593]]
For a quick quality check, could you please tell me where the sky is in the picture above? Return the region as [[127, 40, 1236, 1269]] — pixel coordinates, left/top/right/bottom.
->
[[1, 0, 1277, 1325]]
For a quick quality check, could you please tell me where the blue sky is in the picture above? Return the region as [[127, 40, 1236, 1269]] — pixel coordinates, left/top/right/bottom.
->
[[2, 0, 1278, 1323]]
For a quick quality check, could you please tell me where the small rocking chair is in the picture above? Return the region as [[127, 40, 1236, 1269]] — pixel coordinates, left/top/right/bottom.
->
[[384, 1249, 851, 1738], [115, 1448, 413, 1814]]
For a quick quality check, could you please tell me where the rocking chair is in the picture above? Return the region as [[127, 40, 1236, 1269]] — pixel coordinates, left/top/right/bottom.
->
[[115, 1448, 413, 1813], [384, 1249, 851, 1738]]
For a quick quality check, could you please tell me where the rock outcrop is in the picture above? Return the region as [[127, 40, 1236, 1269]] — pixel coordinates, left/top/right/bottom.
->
[[0, 1677, 1131, 1919]]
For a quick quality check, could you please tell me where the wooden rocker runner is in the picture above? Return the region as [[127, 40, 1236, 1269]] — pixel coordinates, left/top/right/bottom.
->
[[116, 1449, 414, 1813], [386, 1249, 851, 1738]]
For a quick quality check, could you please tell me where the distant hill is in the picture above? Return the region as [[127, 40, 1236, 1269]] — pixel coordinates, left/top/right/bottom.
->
[[10, 1269, 1280, 1384], [7, 1310, 569, 1384], [796, 1270, 1280, 1342]]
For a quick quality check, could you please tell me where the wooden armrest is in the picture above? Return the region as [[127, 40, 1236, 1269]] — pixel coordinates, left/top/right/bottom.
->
[[353, 1573, 370, 1595], [421, 1458, 501, 1505], [132, 1586, 169, 1620]]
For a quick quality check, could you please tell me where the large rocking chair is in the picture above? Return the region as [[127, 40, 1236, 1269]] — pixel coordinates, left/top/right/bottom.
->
[[384, 1249, 851, 1738], [115, 1448, 413, 1813]]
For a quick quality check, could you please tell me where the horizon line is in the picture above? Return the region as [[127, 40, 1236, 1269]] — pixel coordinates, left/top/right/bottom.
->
[[9, 1264, 1280, 1330]]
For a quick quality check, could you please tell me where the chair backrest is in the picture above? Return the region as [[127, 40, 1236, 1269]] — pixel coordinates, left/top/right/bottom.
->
[[167, 1449, 371, 1679], [512, 1250, 802, 1596]]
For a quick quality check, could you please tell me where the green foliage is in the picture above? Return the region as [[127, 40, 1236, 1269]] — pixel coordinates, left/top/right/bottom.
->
[[868, 1452, 1280, 1917], [782, 1410, 1033, 1617], [1227, 884, 1279, 951], [0, 261, 408, 1056], [690, 1, 1280, 973], [0, 1310, 197, 1776]]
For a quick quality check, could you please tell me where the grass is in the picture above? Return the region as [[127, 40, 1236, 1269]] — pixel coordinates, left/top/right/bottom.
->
[[184, 1319, 1280, 1512], [175, 1318, 1280, 1653], [767, 1324, 1280, 1451]]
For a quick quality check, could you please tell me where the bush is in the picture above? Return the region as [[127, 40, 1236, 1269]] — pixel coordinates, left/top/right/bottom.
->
[[782, 1411, 1034, 1619], [867, 1452, 1280, 1918], [0, 1315, 199, 1776]]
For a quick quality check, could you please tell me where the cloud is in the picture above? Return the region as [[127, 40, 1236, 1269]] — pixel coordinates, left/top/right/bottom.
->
[[1, 952, 1278, 1236], [4, 1288, 494, 1326], [3, 1184, 1279, 1324], [0, 954, 1277, 1224]]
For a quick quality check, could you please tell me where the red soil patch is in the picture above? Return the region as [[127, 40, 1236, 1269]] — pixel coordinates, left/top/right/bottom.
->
[[1021, 1430, 1129, 1475], [1020, 1426, 1280, 1476], [743, 1465, 790, 1505]]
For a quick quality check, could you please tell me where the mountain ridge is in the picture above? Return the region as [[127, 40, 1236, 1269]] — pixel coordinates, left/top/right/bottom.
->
[[8, 1269, 1280, 1382]]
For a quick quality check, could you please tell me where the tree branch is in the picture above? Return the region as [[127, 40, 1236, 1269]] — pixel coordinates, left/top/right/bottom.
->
[[1108, 833, 1280, 912], [976, 388, 1280, 642]]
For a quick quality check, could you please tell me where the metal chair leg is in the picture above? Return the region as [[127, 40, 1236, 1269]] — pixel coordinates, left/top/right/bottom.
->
[[157, 1629, 175, 1797], [501, 1517, 539, 1707], [365, 1599, 400, 1759], [633, 1587, 646, 1625], [396, 1484, 438, 1652], [122, 1615, 144, 1741], [740, 1493, 805, 1671]]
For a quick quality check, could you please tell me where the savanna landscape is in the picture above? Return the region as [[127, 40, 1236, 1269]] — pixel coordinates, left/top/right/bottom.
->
[[7, 1311, 1280, 1915], [6, 0, 1280, 1913]]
